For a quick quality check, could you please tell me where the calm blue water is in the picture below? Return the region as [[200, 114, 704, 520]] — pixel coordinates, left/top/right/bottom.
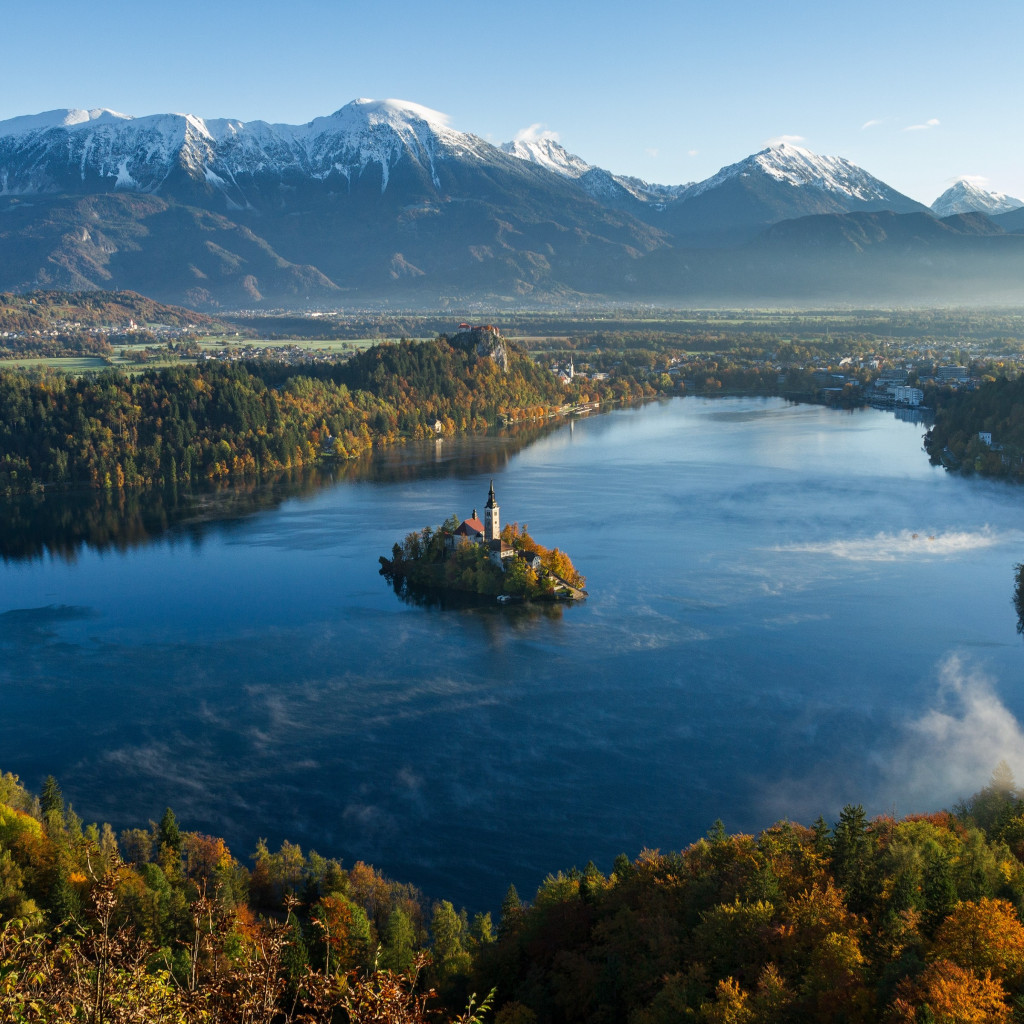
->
[[2, 397, 1023, 910]]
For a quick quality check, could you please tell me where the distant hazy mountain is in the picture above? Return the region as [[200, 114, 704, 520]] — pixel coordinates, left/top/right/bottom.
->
[[498, 138, 925, 245], [0, 100, 1020, 307], [632, 209, 1024, 305], [931, 179, 1024, 218], [648, 143, 927, 246], [994, 206, 1024, 233]]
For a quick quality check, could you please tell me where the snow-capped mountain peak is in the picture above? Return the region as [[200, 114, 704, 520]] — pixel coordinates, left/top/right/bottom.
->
[[501, 134, 692, 205], [685, 142, 901, 204], [931, 179, 1024, 218], [0, 107, 135, 137], [501, 135, 592, 179], [0, 98, 494, 201]]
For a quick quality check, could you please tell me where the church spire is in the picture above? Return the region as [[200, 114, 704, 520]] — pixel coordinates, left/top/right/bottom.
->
[[484, 479, 499, 542]]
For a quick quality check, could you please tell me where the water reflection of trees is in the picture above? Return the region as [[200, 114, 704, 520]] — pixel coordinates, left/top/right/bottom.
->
[[383, 572, 566, 623], [0, 420, 568, 563]]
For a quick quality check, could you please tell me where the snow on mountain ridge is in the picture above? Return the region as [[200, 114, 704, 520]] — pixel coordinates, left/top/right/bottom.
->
[[0, 104, 950, 214], [0, 99, 495, 198], [501, 136, 592, 179], [0, 108, 135, 137], [683, 142, 899, 203], [931, 179, 1024, 218], [501, 135, 693, 204]]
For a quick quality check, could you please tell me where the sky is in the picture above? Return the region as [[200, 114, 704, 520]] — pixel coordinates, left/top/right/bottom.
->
[[4, 0, 1024, 205]]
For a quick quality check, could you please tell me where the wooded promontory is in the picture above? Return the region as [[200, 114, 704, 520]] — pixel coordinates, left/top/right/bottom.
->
[[0, 332, 651, 497]]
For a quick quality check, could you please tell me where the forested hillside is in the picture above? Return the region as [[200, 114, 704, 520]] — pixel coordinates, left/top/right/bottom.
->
[[0, 290, 227, 358], [0, 335, 651, 496], [925, 376, 1024, 478], [3, 767, 1024, 1021], [0, 290, 223, 334]]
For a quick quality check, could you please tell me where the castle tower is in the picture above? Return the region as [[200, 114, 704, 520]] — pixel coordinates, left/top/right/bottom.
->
[[484, 479, 499, 542]]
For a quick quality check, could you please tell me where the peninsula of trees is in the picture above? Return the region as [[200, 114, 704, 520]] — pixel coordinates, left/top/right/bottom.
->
[[0, 329, 655, 498], [925, 375, 1024, 479], [4, 765, 1024, 1021]]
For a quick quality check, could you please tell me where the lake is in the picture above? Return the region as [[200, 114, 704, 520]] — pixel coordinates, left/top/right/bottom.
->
[[2, 396, 1023, 911]]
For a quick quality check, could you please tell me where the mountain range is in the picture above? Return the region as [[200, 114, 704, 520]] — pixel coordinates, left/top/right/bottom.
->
[[1, 99, 1022, 308]]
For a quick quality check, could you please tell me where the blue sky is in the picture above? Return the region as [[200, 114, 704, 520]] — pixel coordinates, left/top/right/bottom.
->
[[6, 0, 1023, 203]]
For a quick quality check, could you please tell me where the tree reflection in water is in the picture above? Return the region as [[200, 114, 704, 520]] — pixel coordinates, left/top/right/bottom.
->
[[0, 419, 568, 563]]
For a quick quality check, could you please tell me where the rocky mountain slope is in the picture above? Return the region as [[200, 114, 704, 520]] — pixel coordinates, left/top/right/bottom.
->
[[0, 100, 1020, 307]]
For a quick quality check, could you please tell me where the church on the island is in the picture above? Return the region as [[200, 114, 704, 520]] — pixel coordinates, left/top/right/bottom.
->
[[448, 481, 515, 565]]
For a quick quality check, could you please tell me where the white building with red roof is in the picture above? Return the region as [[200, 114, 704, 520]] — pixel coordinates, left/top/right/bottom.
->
[[446, 481, 515, 565]]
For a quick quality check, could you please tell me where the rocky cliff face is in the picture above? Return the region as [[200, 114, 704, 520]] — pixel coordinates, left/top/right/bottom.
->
[[452, 325, 510, 371]]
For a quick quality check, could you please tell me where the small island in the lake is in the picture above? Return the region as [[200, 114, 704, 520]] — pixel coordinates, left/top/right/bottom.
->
[[380, 481, 587, 602]]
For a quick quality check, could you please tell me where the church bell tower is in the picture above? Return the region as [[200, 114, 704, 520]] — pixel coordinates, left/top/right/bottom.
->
[[484, 480, 499, 542]]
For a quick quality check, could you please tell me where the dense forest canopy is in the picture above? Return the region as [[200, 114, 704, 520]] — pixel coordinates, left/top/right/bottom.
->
[[0, 334, 652, 497], [926, 375, 1024, 478], [4, 766, 1024, 1021]]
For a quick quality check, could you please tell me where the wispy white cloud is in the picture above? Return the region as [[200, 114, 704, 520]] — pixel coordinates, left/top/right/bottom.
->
[[957, 174, 989, 186], [766, 133, 805, 146], [688, 149, 699, 157], [774, 528, 1007, 562], [905, 118, 941, 132], [645, 147, 659, 158], [861, 118, 883, 130], [514, 122, 559, 144]]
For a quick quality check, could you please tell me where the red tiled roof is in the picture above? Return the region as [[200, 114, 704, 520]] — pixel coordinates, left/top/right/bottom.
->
[[456, 518, 484, 535]]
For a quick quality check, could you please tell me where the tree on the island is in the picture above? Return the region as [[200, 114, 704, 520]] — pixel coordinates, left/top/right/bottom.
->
[[502, 556, 532, 596]]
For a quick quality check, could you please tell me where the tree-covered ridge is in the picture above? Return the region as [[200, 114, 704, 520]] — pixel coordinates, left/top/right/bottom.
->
[[473, 766, 1024, 1024], [925, 376, 1024, 478], [5, 768, 1024, 1021], [0, 290, 225, 334], [0, 289, 230, 357], [0, 334, 644, 497]]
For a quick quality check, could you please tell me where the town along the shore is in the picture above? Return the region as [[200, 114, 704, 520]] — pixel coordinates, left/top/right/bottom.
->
[[379, 481, 586, 603]]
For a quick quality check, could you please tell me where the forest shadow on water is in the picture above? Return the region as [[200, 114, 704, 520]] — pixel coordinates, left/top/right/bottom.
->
[[381, 571, 569, 622], [0, 418, 568, 563]]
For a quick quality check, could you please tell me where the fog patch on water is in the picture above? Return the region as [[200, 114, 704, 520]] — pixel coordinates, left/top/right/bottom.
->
[[754, 653, 1024, 829], [886, 654, 1024, 808], [775, 528, 1008, 562]]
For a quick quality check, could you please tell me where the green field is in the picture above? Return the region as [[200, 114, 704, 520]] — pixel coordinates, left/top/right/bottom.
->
[[3, 355, 112, 371]]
